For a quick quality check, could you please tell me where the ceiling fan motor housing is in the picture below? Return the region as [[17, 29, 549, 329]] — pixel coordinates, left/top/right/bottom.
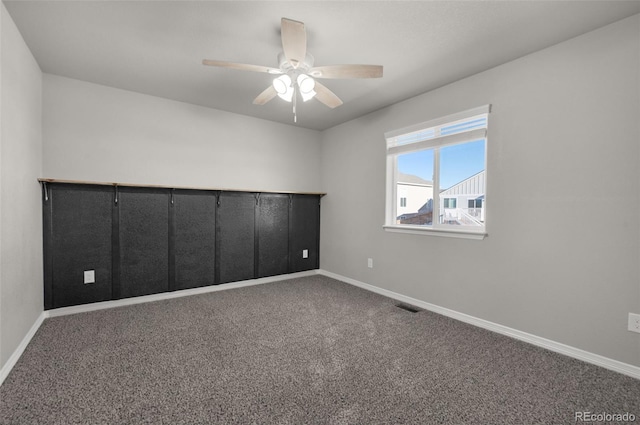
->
[[277, 52, 315, 73]]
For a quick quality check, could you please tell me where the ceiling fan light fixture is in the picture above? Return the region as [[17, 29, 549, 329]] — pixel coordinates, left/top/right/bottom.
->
[[203, 17, 383, 118], [297, 74, 316, 102], [300, 89, 316, 102], [273, 74, 294, 102]]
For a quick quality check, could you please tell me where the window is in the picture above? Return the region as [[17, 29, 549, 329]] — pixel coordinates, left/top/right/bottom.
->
[[468, 199, 483, 209], [384, 105, 490, 238], [443, 198, 457, 209]]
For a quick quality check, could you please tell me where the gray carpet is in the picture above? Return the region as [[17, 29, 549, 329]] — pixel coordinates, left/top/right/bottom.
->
[[1, 275, 638, 424]]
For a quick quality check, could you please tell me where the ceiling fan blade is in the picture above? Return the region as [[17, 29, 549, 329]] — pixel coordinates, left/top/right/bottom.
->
[[253, 85, 278, 105], [281, 18, 306, 68], [202, 60, 281, 74], [309, 64, 383, 79], [314, 82, 343, 109]]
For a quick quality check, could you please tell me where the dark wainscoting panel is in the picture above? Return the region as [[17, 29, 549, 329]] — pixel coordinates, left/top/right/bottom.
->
[[173, 190, 216, 290], [290, 194, 321, 272], [42, 181, 322, 309], [217, 192, 256, 284], [257, 194, 289, 278], [118, 188, 170, 298], [48, 185, 113, 309]]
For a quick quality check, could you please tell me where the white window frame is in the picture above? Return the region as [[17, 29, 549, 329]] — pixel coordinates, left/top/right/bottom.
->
[[384, 105, 490, 240]]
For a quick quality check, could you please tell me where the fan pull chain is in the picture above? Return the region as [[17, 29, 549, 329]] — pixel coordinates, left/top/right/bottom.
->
[[293, 90, 297, 123]]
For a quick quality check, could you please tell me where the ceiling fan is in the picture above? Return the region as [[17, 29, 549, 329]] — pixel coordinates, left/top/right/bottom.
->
[[203, 18, 383, 122]]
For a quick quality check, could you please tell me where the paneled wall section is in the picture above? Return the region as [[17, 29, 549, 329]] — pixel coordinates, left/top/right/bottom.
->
[[42, 183, 321, 309]]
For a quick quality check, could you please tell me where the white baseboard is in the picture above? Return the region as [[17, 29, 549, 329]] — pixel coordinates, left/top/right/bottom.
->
[[46, 270, 318, 318], [0, 311, 46, 386], [317, 269, 640, 380]]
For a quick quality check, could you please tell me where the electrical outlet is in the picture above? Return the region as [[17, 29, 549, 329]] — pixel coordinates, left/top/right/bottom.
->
[[629, 313, 640, 334], [367, 258, 373, 268], [302, 249, 308, 259], [83, 270, 95, 284]]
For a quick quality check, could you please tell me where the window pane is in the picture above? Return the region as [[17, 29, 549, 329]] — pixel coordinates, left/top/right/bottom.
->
[[396, 150, 434, 226], [438, 140, 485, 226], [443, 198, 456, 209]]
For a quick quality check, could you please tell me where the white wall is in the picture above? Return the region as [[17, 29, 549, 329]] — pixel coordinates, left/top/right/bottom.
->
[[0, 3, 43, 369], [320, 15, 640, 366], [43, 75, 322, 193]]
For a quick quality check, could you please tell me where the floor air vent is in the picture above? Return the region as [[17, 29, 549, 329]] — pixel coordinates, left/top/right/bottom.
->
[[395, 303, 420, 313]]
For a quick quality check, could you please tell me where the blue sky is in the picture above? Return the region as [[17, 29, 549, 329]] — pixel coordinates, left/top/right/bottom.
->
[[398, 139, 485, 189]]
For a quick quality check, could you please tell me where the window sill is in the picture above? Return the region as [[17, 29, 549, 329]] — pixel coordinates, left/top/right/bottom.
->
[[383, 225, 487, 240]]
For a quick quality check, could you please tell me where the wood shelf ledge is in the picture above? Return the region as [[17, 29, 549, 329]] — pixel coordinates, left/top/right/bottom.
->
[[38, 178, 326, 196]]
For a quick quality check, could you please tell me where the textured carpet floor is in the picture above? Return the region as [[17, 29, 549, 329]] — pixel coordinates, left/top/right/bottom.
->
[[1, 275, 638, 424]]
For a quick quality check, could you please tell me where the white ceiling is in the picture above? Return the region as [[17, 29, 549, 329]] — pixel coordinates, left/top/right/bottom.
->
[[4, 1, 640, 131]]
